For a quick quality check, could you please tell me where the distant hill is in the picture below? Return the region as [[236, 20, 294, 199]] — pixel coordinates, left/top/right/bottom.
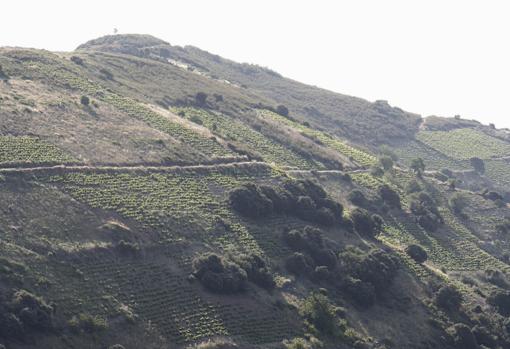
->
[[1, 34, 510, 349]]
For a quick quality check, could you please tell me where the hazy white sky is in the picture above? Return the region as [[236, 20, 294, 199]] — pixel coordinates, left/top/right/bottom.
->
[[2, 0, 509, 128]]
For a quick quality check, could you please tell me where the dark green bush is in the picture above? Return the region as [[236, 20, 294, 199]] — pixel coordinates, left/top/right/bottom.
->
[[487, 290, 510, 316], [195, 92, 208, 106], [350, 208, 377, 237], [435, 285, 463, 311], [343, 277, 376, 308], [299, 292, 344, 337], [193, 254, 247, 293], [11, 290, 53, 331], [230, 180, 342, 226], [410, 192, 443, 231], [471, 325, 496, 348], [70, 56, 84, 65], [411, 158, 425, 176], [286, 252, 313, 275], [470, 157, 485, 174], [449, 193, 468, 216], [234, 254, 275, 290], [405, 244, 428, 264], [339, 248, 399, 293], [379, 156, 394, 171], [312, 266, 331, 281], [0, 312, 24, 339], [69, 313, 108, 333], [406, 180, 422, 194], [348, 189, 369, 207], [448, 323, 478, 349], [276, 105, 289, 117], [229, 184, 273, 219], [80, 95, 90, 106]]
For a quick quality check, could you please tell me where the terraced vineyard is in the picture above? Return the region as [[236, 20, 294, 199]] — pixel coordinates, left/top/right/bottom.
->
[[258, 109, 377, 167], [44, 164, 281, 254], [391, 140, 469, 171], [0, 136, 75, 164], [2, 50, 232, 159], [485, 159, 510, 189], [417, 128, 510, 160], [173, 107, 319, 169]]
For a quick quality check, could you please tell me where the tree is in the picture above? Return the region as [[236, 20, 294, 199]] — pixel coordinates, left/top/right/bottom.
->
[[405, 244, 428, 263], [195, 92, 208, 106], [350, 208, 376, 237], [378, 184, 401, 209], [276, 105, 289, 117], [379, 156, 394, 171], [435, 285, 463, 311], [470, 157, 485, 174], [449, 193, 467, 216], [410, 158, 425, 176], [80, 95, 90, 106]]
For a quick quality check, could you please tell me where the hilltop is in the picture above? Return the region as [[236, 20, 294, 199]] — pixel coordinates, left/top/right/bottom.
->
[[1, 34, 510, 349]]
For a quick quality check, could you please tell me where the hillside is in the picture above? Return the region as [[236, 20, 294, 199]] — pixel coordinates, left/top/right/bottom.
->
[[1, 34, 510, 349]]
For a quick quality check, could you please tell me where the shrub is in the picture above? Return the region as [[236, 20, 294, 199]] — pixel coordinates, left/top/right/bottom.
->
[[234, 254, 275, 290], [70, 56, 84, 65], [379, 156, 394, 171], [195, 92, 208, 106], [405, 244, 428, 264], [80, 95, 90, 106], [487, 290, 510, 316], [343, 277, 376, 308], [213, 94, 224, 102], [229, 184, 273, 219], [471, 325, 496, 348], [348, 190, 368, 207], [231, 181, 342, 226], [109, 345, 126, 349], [449, 193, 468, 215], [470, 157, 485, 174], [286, 252, 313, 275], [411, 158, 425, 176], [193, 254, 247, 293], [11, 290, 53, 331], [435, 285, 463, 311], [69, 313, 108, 333], [448, 323, 478, 349], [410, 192, 442, 231], [276, 105, 289, 117], [350, 208, 377, 237], [378, 184, 401, 209], [0, 312, 24, 339], [299, 292, 344, 337], [312, 266, 331, 281], [406, 180, 422, 194]]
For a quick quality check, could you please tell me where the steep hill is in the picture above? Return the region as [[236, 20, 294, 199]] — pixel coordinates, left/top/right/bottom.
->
[[1, 34, 510, 349]]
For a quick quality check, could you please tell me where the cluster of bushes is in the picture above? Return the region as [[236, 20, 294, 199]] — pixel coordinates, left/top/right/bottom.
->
[[0, 290, 54, 340], [338, 247, 399, 307], [449, 192, 468, 216], [68, 313, 108, 334], [350, 208, 384, 238], [435, 285, 463, 311], [283, 226, 338, 280], [193, 253, 275, 293], [229, 180, 343, 226], [298, 292, 359, 343], [378, 184, 401, 209], [409, 191, 443, 231]]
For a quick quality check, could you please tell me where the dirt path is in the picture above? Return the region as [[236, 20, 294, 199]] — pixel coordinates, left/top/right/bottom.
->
[[0, 161, 267, 174]]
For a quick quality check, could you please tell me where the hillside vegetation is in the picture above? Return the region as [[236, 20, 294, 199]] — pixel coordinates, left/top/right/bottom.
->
[[1, 34, 510, 349]]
